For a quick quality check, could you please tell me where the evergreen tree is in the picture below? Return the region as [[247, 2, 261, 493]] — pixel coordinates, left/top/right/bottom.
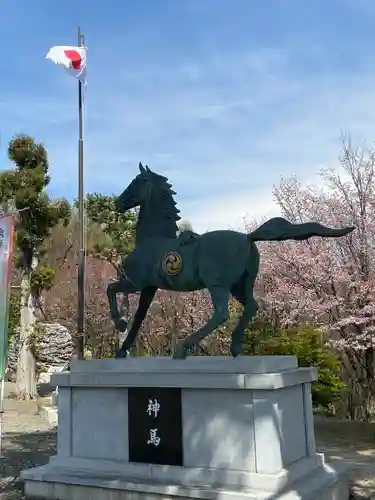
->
[[0, 135, 70, 399], [84, 193, 136, 274], [85, 194, 136, 347]]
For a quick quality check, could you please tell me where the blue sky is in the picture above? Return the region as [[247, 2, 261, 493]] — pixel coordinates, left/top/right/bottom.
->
[[1, 0, 375, 232]]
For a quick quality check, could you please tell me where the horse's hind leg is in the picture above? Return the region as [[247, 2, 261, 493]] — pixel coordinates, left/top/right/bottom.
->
[[230, 244, 260, 357], [230, 279, 258, 357], [173, 287, 230, 360]]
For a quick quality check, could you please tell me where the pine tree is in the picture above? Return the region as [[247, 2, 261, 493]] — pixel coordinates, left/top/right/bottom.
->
[[85, 194, 136, 347], [85, 193, 136, 274], [0, 135, 70, 399]]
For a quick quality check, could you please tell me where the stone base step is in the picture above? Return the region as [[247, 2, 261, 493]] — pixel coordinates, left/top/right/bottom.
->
[[22, 463, 349, 500], [36, 402, 57, 427]]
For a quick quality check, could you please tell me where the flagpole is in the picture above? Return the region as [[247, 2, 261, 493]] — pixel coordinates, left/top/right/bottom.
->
[[75, 25, 86, 360]]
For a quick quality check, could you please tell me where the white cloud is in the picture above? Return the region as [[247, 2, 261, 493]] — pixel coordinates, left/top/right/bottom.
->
[[2, 22, 375, 234], [182, 188, 281, 233]]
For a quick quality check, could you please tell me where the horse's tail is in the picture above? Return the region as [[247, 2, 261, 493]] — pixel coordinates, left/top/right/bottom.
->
[[248, 217, 355, 242]]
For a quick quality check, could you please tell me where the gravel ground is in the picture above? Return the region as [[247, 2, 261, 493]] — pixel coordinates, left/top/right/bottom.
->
[[0, 396, 373, 499], [0, 398, 56, 499], [315, 418, 375, 499]]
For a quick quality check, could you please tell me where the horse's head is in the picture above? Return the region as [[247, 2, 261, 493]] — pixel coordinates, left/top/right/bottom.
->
[[116, 163, 180, 238], [115, 163, 156, 212]]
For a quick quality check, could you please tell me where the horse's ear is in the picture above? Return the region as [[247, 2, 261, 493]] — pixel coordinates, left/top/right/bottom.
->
[[139, 162, 146, 174], [145, 165, 152, 173]]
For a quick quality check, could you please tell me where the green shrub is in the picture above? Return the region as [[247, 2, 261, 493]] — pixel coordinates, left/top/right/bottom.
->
[[244, 321, 345, 411]]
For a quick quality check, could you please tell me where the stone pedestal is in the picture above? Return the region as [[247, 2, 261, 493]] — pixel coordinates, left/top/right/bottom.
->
[[21, 356, 349, 499]]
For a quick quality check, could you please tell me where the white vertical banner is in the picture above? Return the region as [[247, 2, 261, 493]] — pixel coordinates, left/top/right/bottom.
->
[[0, 215, 14, 380], [0, 215, 14, 457]]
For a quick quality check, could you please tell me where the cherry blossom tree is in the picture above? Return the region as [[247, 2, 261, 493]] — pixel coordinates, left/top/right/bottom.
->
[[248, 136, 375, 419], [138, 290, 222, 355], [45, 249, 116, 358]]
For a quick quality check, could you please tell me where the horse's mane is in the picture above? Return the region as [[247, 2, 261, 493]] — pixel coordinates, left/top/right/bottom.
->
[[136, 169, 181, 242]]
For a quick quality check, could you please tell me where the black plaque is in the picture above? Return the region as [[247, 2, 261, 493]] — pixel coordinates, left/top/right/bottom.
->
[[128, 387, 183, 466]]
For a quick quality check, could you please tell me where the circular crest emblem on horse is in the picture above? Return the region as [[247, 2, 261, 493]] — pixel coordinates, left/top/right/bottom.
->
[[162, 252, 182, 276]]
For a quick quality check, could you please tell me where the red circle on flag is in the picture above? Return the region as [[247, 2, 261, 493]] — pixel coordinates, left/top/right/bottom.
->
[[64, 50, 82, 70]]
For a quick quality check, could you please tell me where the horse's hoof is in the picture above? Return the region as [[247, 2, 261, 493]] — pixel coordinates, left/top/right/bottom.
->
[[172, 344, 188, 360], [114, 318, 128, 332], [230, 342, 243, 358]]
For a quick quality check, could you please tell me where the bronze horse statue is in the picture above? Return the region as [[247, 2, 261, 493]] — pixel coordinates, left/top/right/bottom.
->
[[107, 163, 355, 359]]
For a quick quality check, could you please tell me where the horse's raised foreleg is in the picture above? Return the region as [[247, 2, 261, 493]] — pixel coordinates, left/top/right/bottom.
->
[[173, 287, 230, 359], [116, 286, 157, 358], [106, 278, 138, 332]]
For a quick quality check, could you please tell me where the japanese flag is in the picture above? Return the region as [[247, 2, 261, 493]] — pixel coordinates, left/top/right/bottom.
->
[[46, 45, 87, 83]]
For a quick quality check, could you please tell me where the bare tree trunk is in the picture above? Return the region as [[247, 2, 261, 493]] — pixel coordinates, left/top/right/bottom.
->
[[16, 257, 38, 400]]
